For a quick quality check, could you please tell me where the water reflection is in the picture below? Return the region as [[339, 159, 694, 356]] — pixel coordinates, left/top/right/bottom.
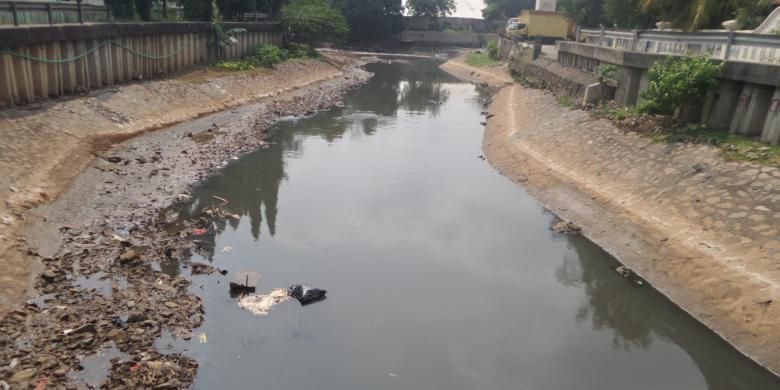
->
[[168, 58, 780, 390], [178, 60, 457, 259], [558, 235, 779, 389]]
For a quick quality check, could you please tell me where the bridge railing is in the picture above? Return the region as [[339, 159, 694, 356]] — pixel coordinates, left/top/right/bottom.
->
[[578, 28, 780, 65]]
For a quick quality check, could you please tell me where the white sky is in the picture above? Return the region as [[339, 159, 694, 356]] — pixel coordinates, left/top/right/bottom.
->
[[452, 0, 486, 18]]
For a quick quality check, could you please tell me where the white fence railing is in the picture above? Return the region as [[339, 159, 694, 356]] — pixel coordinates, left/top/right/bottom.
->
[[577, 28, 780, 65]]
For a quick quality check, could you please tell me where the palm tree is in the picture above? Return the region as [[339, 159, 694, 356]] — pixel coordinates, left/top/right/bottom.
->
[[640, 0, 774, 31]]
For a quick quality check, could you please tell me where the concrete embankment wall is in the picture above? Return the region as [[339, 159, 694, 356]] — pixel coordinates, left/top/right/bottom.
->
[[399, 30, 497, 47], [497, 38, 599, 103], [497, 37, 780, 145], [0, 22, 283, 106], [484, 83, 780, 378]]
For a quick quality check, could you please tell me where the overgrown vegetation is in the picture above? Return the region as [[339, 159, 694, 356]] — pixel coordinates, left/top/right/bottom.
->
[[591, 103, 780, 166], [556, 95, 575, 108], [639, 55, 722, 116], [596, 64, 616, 81], [556, 0, 774, 30], [487, 41, 500, 60], [214, 43, 320, 70], [466, 52, 499, 67], [660, 126, 780, 165]]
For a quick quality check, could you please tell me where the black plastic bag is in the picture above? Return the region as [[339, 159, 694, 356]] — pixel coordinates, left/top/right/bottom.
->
[[288, 285, 327, 305]]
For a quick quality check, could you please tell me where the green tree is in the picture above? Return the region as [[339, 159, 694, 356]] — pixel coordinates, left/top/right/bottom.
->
[[343, 0, 404, 41], [481, 0, 534, 20], [405, 0, 456, 17], [216, 0, 255, 20], [281, 0, 349, 44], [603, 0, 655, 28], [560, 0, 606, 27], [181, 0, 214, 20], [640, 0, 775, 30], [105, 0, 135, 19]]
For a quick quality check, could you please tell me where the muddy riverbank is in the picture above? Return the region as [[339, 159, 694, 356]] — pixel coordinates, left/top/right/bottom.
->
[[441, 56, 780, 377], [0, 55, 371, 388], [0, 55, 353, 316]]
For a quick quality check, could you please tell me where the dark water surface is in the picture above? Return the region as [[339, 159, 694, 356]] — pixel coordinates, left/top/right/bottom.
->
[[167, 59, 779, 389]]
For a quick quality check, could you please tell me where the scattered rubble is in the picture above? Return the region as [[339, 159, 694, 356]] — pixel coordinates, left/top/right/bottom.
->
[[230, 272, 261, 295], [0, 60, 371, 388], [551, 219, 581, 234], [616, 266, 645, 286]]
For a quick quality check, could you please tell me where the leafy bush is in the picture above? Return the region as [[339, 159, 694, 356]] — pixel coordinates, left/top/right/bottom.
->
[[466, 52, 498, 67], [596, 64, 616, 80], [487, 41, 500, 60], [215, 60, 256, 71], [253, 44, 285, 67], [286, 43, 321, 59], [639, 55, 722, 116], [215, 44, 289, 71]]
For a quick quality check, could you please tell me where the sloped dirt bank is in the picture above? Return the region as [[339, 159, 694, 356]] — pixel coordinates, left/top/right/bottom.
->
[[443, 56, 780, 377], [486, 85, 780, 377], [0, 54, 371, 388]]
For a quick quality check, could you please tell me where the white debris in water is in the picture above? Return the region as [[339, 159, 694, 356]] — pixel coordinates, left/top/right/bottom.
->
[[238, 289, 291, 316]]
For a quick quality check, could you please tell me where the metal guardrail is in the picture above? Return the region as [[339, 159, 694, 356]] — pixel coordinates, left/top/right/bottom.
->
[[577, 27, 780, 65], [0, 0, 109, 26]]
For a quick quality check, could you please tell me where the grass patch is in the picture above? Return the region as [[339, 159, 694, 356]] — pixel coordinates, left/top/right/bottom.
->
[[657, 125, 780, 165], [556, 95, 575, 109], [466, 52, 499, 67], [592, 102, 780, 167], [214, 43, 320, 71]]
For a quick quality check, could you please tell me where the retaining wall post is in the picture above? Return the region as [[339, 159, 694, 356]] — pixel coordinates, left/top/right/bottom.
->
[[761, 87, 780, 145]]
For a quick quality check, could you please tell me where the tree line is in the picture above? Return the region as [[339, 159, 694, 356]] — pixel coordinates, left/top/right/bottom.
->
[[104, 0, 457, 41], [483, 0, 777, 30]]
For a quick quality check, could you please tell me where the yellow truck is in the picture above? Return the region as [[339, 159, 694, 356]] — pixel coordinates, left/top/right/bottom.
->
[[505, 10, 572, 42]]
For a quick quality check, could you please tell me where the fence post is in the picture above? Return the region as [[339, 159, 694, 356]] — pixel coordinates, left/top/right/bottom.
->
[[724, 31, 734, 60], [77, 0, 83, 24], [632, 29, 639, 51], [10, 2, 18, 26], [599, 24, 605, 46], [47, 3, 53, 24], [575, 27, 581, 43]]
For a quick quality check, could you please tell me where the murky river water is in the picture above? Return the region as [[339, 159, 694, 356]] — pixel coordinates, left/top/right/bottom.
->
[[166, 59, 779, 389]]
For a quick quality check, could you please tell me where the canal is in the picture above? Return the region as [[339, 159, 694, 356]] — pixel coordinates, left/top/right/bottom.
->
[[165, 58, 779, 389]]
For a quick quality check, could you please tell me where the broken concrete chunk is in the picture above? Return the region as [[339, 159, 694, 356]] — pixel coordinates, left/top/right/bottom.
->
[[71, 323, 98, 335], [551, 220, 581, 234], [118, 247, 142, 264], [616, 266, 645, 286], [190, 263, 216, 275], [9, 367, 37, 383], [229, 272, 260, 295]]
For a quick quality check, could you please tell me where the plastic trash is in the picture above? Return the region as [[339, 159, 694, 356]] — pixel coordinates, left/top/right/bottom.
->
[[238, 289, 290, 316], [288, 285, 327, 305]]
